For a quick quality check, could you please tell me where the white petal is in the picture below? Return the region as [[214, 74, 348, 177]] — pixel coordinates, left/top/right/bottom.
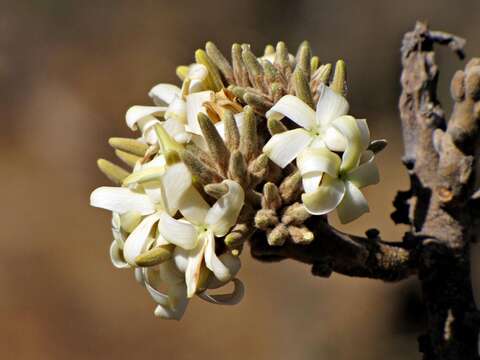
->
[[263, 128, 312, 168], [160, 162, 192, 215], [123, 213, 161, 265], [111, 213, 125, 248], [197, 278, 245, 305], [315, 84, 349, 126], [188, 63, 208, 81], [125, 106, 166, 130], [143, 186, 165, 207], [323, 126, 347, 151], [134, 267, 145, 284], [356, 119, 371, 149], [158, 213, 198, 250], [109, 240, 129, 269], [145, 275, 189, 320], [205, 252, 241, 289], [137, 116, 161, 144], [205, 180, 245, 237], [332, 115, 366, 172], [154, 301, 188, 320], [302, 173, 323, 193], [119, 211, 142, 233], [145, 282, 169, 307], [122, 166, 165, 186], [186, 91, 214, 135], [265, 95, 316, 130], [204, 230, 231, 282], [164, 97, 187, 124], [347, 151, 380, 189], [148, 84, 181, 106], [140, 155, 166, 169], [297, 147, 341, 178], [185, 235, 207, 297], [163, 114, 189, 142], [219, 253, 241, 276], [302, 175, 346, 215], [336, 181, 369, 224], [177, 186, 210, 225], [90, 187, 155, 215], [173, 246, 189, 273]]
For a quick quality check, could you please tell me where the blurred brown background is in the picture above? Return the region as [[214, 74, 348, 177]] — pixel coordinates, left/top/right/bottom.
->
[[2, 0, 480, 359]]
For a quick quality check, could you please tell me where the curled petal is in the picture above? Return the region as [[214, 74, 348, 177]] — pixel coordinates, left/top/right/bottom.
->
[[197, 278, 245, 305], [109, 240, 129, 269], [162, 118, 190, 144], [336, 181, 369, 224], [164, 97, 187, 125], [265, 95, 316, 130], [148, 84, 181, 106], [323, 126, 347, 151], [205, 180, 245, 237], [90, 187, 155, 215], [315, 84, 349, 126], [347, 151, 380, 189], [356, 119, 371, 150], [263, 128, 312, 168], [204, 230, 230, 282], [159, 213, 198, 250], [138, 116, 161, 144], [119, 211, 143, 233], [145, 280, 189, 320], [160, 162, 192, 215], [185, 235, 207, 297], [332, 115, 368, 172], [297, 147, 341, 178], [206, 252, 242, 289], [126, 106, 166, 130], [186, 91, 214, 135], [111, 213, 125, 248], [302, 175, 346, 215], [123, 213, 161, 265]]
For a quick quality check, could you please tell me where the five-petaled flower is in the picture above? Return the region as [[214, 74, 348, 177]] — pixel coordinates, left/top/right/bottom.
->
[[263, 84, 377, 222]]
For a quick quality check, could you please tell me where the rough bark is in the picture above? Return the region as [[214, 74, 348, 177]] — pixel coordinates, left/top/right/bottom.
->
[[250, 22, 480, 359]]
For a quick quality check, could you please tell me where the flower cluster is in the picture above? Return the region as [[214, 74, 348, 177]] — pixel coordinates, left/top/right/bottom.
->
[[90, 41, 384, 319]]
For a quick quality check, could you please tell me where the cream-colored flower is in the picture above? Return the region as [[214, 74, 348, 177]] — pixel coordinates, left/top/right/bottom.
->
[[126, 64, 210, 144], [298, 149, 379, 223], [158, 180, 245, 297], [90, 160, 192, 265], [138, 255, 244, 320], [263, 84, 369, 171]]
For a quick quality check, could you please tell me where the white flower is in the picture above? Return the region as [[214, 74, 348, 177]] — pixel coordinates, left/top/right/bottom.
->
[[90, 160, 192, 265], [298, 148, 379, 223], [263, 84, 369, 171], [158, 179, 245, 297], [126, 64, 210, 144], [138, 255, 244, 320]]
